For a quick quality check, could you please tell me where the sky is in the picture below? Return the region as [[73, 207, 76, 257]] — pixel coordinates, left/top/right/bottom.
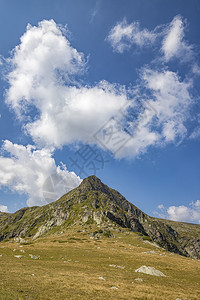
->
[[0, 0, 200, 224]]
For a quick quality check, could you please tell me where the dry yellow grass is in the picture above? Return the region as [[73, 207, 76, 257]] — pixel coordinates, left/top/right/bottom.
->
[[0, 226, 199, 299]]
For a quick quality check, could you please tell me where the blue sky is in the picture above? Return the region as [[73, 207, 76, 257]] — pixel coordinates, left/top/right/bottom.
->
[[0, 0, 200, 224]]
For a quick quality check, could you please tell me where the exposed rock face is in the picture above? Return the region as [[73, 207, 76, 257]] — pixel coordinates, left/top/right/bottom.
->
[[184, 238, 200, 259], [0, 175, 200, 259]]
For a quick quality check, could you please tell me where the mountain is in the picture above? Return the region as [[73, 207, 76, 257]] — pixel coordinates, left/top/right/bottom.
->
[[0, 175, 199, 259]]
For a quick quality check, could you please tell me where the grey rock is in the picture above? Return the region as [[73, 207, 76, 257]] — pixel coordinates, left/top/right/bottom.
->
[[135, 265, 166, 277]]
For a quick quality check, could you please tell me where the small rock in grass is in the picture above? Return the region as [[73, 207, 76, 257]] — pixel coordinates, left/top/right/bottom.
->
[[98, 276, 105, 280], [134, 278, 143, 282], [135, 265, 166, 277], [14, 255, 23, 258], [109, 264, 125, 269], [141, 251, 157, 254], [29, 254, 39, 259], [110, 286, 118, 289]]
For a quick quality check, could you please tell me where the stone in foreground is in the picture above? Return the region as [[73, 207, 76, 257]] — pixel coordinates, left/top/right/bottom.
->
[[135, 265, 166, 277]]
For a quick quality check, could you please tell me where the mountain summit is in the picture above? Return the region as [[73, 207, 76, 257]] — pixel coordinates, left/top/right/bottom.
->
[[78, 175, 110, 193], [0, 175, 200, 259]]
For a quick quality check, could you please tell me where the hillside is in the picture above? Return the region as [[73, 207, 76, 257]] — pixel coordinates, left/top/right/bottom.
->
[[1, 225, 200, 300], [0, 175, 200, 259]]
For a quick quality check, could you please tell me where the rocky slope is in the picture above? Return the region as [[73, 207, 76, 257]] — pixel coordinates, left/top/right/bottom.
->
[[0, 175, 199, 258]]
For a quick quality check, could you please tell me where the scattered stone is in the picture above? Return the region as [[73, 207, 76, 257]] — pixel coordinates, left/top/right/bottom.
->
[[141, 251, 157, 254], [0, 254, 2, 257], [31, 274, 35, 276], [14, 255, 23, 258], [110, 286, 118, 289], [14, 237, 27, 244], [109, 264, 125, 269], [134, 278, 143, 282], [20, 249, 25, 253], [98, 276, 105, 280], [135, 266, 166, 277], [29, 254, 39, 259], [13, 249, 17, 252]]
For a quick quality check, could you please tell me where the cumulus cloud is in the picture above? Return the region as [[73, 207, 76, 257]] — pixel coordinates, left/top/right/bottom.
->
[[162, 15, 193, 62], [6, 19, 85, 114], [155, 200, 200, 224], [142, 69, 192, 141], [0, 204, 9, 212], [114, 68, 193, 158], [0, 140, 81, 206], [4, 19, 194, 161], [5, 20, 130, 150], [106, 18, 157, 53], [26, 81, 128, 148]]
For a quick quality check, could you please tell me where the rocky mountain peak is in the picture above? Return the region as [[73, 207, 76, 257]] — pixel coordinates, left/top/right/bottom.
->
[[0, 175, 199, 259], [78, 175, 110, 194]]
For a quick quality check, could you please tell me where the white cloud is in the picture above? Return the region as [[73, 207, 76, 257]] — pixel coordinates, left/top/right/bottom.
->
[[5, 20, 129, 150], [141, 69, 192, 141], [3, 19, 195, 161], [106, 18, 157, 53], [101, 67, 192, 159], [155, 200, 200, 224], [162, 15, 193, 62], [6, 20, 85, 114], [0, 140, 81, 207], [190, 127, 200, 139], [192, 63, 200, 75], [25, 81, 128, 148], [157, 204, 165, 211], [90, 0, 100, 23], [0, 204, 9, 212], [107, 15, 195, 67]]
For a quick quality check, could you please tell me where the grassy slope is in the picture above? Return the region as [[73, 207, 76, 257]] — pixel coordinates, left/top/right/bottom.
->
[[0, 225, 199, 300]]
